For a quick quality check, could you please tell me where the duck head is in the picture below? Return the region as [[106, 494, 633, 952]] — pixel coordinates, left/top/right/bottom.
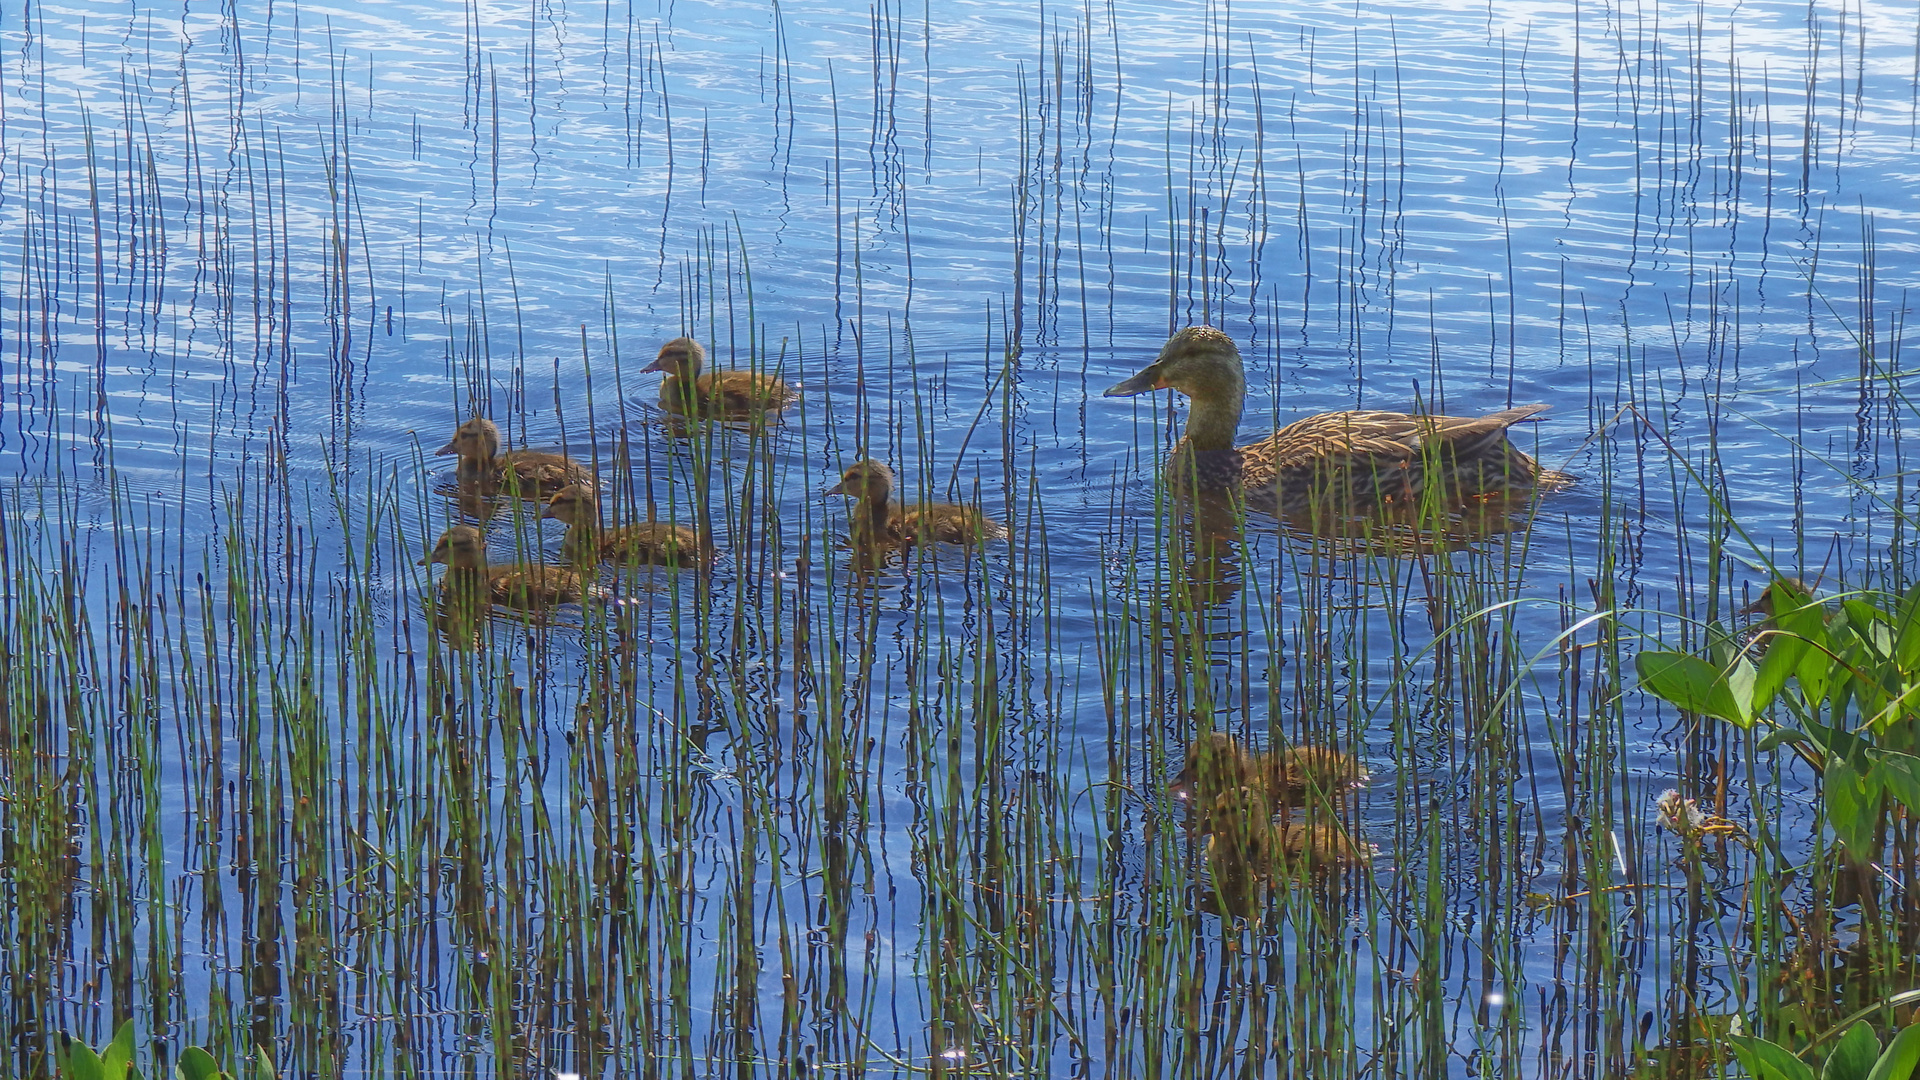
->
[[1104, 325, 1246, 403], [437, 416, 501, 460], [644, 337, 706, 378], [826, 459, 896, 503], [541, 484, 599, 527], [420, 525, 489, 569], [1168, 730, 1257, 803]]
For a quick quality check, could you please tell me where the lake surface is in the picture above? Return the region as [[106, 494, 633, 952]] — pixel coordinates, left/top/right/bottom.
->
[[1, 0, 1915, 1074]]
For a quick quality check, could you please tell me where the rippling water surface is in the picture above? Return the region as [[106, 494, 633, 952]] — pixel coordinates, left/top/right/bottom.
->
[[2, 0, 1915, 1074]]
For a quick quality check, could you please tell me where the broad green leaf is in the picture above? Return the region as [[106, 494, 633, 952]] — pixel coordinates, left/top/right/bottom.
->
[[1754, 628, 1813, 713], [1895, 583, 1920, 671], [1824, 1021, 1879, 1080], [1825, 758, 1882, 857], [246, 1047, 277, 1080], [102, 1020, 135, 1076], [1870, 751, 1920, 815], [1731, 1035, 1819, 1080], [1845, 600, 1895, 660], [1637, 650, 1752, 726], [65, 1041, 107, 1080], [174, 1046, 222, 1080], [1866, 1022, 1920, 1080], [1722, 655, 1759, 726]]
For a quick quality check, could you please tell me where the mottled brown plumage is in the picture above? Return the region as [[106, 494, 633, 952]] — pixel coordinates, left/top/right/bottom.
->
[[645, 337, 795, 419], [1196, 782, 1373, 915], [419, 525, 592, 609], [436, 417, 594, 499], [541, 484, 713, 569], [1104, 326, 1571, 517], [826, 460, 1006, 550], [1169, 731, 1369, 810]]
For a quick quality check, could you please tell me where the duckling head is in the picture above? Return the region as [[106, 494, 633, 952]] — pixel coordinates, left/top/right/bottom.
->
[[437, 416, 501, 460], [420, 525, 489, 569], [825, 459, 896, 503], [1169, 730, 1257, 804], [644, 337, 706, 379], [541, 484, 599, 527], [1103, 325, 1245, 404]]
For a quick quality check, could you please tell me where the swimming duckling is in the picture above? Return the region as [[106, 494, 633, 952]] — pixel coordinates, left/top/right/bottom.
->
[[540, 484, 713, 569], [1196, 785, 1373, 915], [419, 525, 592, 609], [1104, 326, 1571, 518], [436, 417, 594, 499], [644, 337, 796, 419], [1169, 731, 1368, 810], [826, 459, 1006, 550]]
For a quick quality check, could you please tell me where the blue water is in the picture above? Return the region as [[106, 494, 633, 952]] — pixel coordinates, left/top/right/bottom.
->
[[1, 0, 1915, 1074]]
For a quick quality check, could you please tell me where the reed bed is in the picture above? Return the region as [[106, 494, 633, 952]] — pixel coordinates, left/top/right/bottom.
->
[[1, 0, 1915, 1077]]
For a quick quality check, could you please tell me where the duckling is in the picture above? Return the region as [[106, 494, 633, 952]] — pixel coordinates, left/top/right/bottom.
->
[[1198, 784, 1277, 917], [1272, 821, 1375, 876], [644, 337, 796, 419], [1169, 731, 1368, 810], [826, 460, 1006, 550], [436, 417, 594, 499], [1196, 785, 1372, 915], [540, 484, 712, 569], [419, 525, 592, 609], [1104, 326, 1572, 518]]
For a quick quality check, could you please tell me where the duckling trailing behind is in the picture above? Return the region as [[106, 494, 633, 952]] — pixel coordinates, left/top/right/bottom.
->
[[645, 337, 796, 419], [826, 460, 1006, 549], [1169, 731, 1369, 810], [1105, 326, 1572, 518], [540, 484, 713, 569], [1197, 784, 1373, 916], [436, 417, 594, 499], [420, 525, 594, 610]]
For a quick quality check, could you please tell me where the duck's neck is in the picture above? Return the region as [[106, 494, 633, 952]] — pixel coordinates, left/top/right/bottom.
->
[[1181, 387, 1243, 451], [853, 492, 895, 542], [563, 519, 601, 560]]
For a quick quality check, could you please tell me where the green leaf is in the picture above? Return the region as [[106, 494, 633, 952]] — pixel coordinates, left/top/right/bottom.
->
[[1866, 1022, 1920, 1080], [1845, 600, 1895, 660], [1758, 727, 1812, 753], [1825, 757, 1883, 857], [1639, 650, 1719, 711], [65, 1041, 107, 1080], [1824, 1021, 1879, 1080], [1869, 752, 1920, 813], [1637, 650, 1753, 726], [102, 1020, 135, 1077], [1731, 1035, 1819, 1080], [1755, 628, 1813, 712], [174, 1046, 223, 1080], [1894, 583, 1920, 672], [246, 1047, 277, 1080]]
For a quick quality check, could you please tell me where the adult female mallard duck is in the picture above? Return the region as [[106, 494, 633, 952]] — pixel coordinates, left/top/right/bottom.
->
[[826, 459, 1006, 549], [540, 484, 713, 569], [1104, 326, 1570, 518], [419, 525, 593, 609], [645, 337, 796, 419], [436, 417, 594, 499]]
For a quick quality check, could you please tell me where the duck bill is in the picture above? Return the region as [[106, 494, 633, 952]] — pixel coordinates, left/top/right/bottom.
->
[[824, 482, 847, 496], [1103, 366, 1166, 397], [434, 440, 459, 456], [640, 357, 670, 374]]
